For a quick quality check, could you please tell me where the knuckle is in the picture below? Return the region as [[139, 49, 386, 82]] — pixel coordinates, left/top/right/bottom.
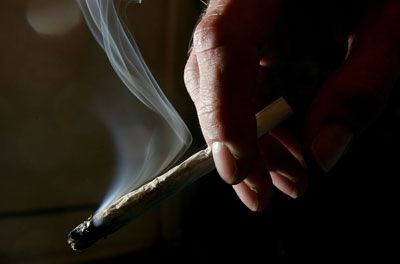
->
[[183, 64, 197, 88], [193, 13, 226, 53], [183, 55, 200, 101]]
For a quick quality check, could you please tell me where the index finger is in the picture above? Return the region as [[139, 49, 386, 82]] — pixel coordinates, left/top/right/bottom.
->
[[192, 0, 283, 183]]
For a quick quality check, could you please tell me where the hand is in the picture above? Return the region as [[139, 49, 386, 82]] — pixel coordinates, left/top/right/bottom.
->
[[184, 0, 400, 211]]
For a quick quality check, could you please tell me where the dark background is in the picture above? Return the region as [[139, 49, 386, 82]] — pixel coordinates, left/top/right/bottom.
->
[[0, 0, 398, 263]]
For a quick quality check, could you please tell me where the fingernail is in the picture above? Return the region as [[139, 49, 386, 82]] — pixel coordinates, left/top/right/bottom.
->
[[311, 123, 353, 172], [212, 142, 238, 184]]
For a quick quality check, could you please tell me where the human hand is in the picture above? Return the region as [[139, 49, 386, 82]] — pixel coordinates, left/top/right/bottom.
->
[[184, 0, 400, 211]]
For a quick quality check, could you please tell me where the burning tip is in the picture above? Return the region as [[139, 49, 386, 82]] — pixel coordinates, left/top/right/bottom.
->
[[68, 216, 102, 251]]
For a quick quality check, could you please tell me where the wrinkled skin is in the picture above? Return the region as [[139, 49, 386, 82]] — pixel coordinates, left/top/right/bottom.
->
[[185, 0, 400, 211]]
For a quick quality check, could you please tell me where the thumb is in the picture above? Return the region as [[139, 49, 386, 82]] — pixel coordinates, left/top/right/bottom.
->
[[304, 1, 400, 172], [304, 65, 393, 172]]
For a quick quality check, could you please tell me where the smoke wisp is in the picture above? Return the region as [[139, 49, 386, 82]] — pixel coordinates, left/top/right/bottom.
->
[[76, 0, 192, 222]]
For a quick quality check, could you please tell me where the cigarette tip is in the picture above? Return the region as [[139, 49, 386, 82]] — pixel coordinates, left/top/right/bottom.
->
[[68, 216, 99, 251]]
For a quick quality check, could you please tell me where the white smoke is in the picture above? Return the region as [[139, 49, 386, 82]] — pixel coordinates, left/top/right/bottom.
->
[[76, 0, 192, 220]]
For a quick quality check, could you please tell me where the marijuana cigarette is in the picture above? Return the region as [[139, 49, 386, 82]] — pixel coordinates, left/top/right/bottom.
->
[[68, 97, 293, 251]]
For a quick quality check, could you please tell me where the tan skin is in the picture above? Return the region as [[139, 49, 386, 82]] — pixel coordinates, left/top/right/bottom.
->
[[184, 0, 400, 211]]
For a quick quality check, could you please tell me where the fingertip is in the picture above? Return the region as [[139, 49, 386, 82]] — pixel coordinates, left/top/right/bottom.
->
[[184, 53, 200, 101], [311, 123, 353, 172], [212, 141, 239, 184], [232, 183, 260, 212], [270, 171, 307, 199], [232, 172, 272, 212]]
